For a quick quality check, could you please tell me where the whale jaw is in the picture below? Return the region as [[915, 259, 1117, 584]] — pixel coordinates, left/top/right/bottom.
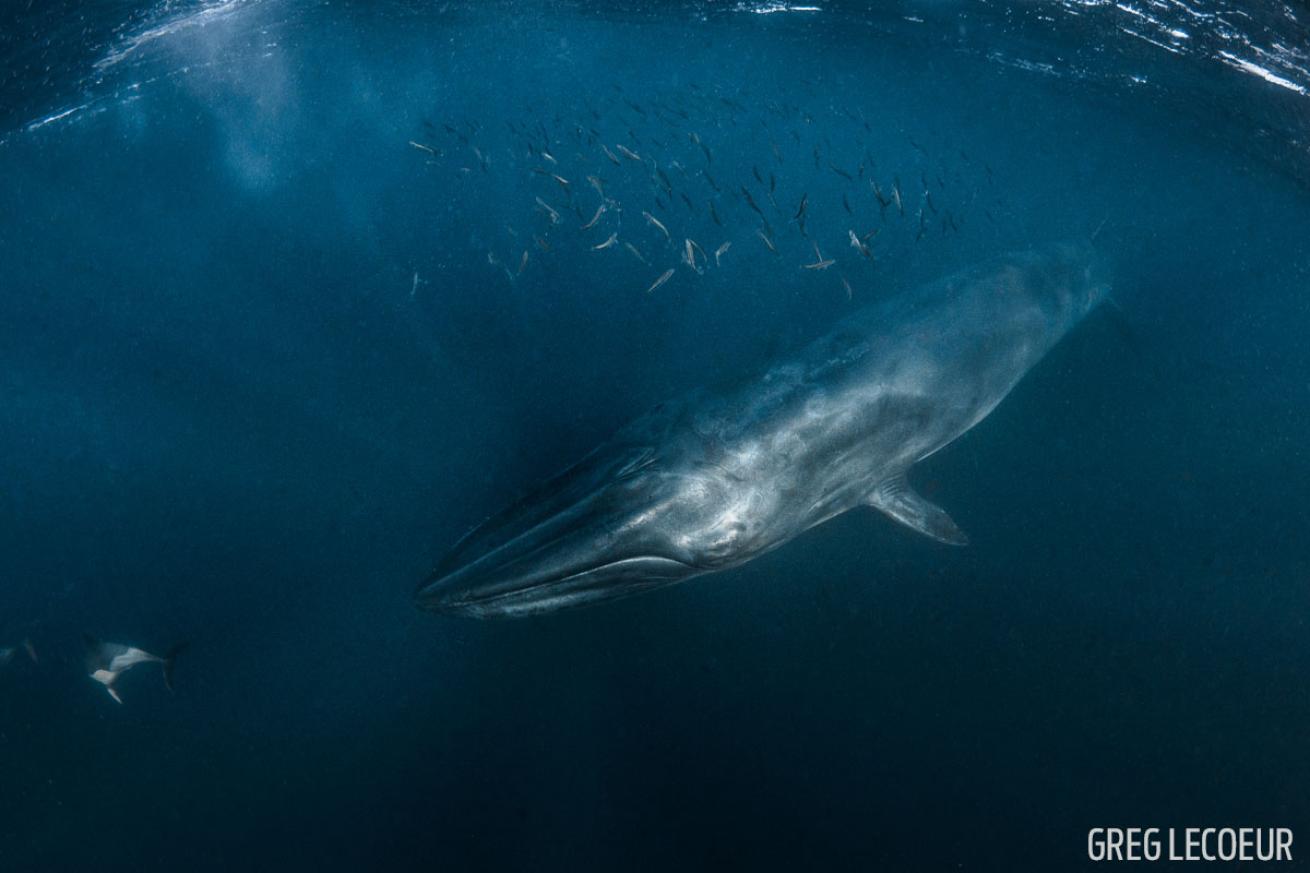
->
[[416, 442, 704, 619], [419, 554, 698, 619]]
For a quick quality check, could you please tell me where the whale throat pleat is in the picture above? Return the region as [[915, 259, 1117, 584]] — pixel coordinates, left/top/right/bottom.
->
[[868, 473, 969, 546]]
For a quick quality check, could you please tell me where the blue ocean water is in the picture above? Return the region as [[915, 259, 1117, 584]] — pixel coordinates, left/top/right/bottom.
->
[[1, 1, 1308, 869]]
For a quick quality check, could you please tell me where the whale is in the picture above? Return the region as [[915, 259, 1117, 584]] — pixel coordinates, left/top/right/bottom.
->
[[418, 241, 1110, 618]]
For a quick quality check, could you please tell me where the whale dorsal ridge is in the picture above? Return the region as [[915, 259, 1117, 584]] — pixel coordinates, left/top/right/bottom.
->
[[868, 473, 969, 546]]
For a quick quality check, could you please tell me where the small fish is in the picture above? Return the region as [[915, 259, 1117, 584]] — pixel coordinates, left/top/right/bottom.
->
[[794, 193, 808, 221], [892, 178, 904, 216], [535, 196, 561, 225], [848, 229, 870, 258], [592, 232, 619, 251], [740, 186, 763, 217], [616, 144, 642, 161], [829, 162, 853, 181], [517, 251, 529, 275], [872, 180, 890, 210], [410, 271, 422, 298], [840, 275, 853, 300], [601, 144, 621, 165], [756, 228, 776, 252], [682, 239, 699, 271], [704, 171, 721, 193], [680, 191, 696, 212], [541, 151, 558, 165], [642, 211, 671, 240], [842, 193, 852, 214], [803, 240, 833, 270], [624, 242, 648, 264], [646, 268, 675, 294], [408, 140, 438, 156], [534, 235, 551, 252], [581, 203, 607, 229], [714, 241, 731, 267], [752, 165, 764, 185], [708, 200, 722, 226], [551, 173, 571, 190], [587, 175, 605, 197]]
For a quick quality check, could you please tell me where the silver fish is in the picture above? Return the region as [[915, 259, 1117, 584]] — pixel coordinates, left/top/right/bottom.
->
[[642, 211, 671, 240], [646, 268, 675, 294], [581, 203, 607, 230]]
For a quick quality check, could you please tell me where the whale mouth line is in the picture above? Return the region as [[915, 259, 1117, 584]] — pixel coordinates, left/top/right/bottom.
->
[[421, 554, 695, 611]]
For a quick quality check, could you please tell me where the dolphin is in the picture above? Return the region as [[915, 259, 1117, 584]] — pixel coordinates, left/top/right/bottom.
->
[[418, 241, 1110, 618], [85, 636, 185, 704], [0, 639, 37, 667]]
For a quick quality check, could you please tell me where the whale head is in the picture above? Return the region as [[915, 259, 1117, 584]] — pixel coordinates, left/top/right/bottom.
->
[[417, 415, 733, 618], [1029, 239, 1113, 332]]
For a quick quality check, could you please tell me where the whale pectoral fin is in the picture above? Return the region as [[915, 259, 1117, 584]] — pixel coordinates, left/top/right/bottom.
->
[[868, 474, 969, 546]]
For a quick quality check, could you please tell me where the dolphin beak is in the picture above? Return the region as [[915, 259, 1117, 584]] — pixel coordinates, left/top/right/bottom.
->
[[416, 445, 696, 618]]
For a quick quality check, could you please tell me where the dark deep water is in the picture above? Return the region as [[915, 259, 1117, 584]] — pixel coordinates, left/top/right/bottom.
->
[[2, 1, 1309, 870]]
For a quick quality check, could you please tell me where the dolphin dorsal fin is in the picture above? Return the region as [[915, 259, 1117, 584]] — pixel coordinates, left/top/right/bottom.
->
[[868, 473, 969, 546]]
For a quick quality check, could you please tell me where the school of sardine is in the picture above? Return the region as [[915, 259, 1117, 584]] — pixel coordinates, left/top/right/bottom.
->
[[408, 83, 999, 298]]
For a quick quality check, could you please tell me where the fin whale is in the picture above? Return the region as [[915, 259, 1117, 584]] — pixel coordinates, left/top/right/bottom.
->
[[418, 241, 1111, 618]]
